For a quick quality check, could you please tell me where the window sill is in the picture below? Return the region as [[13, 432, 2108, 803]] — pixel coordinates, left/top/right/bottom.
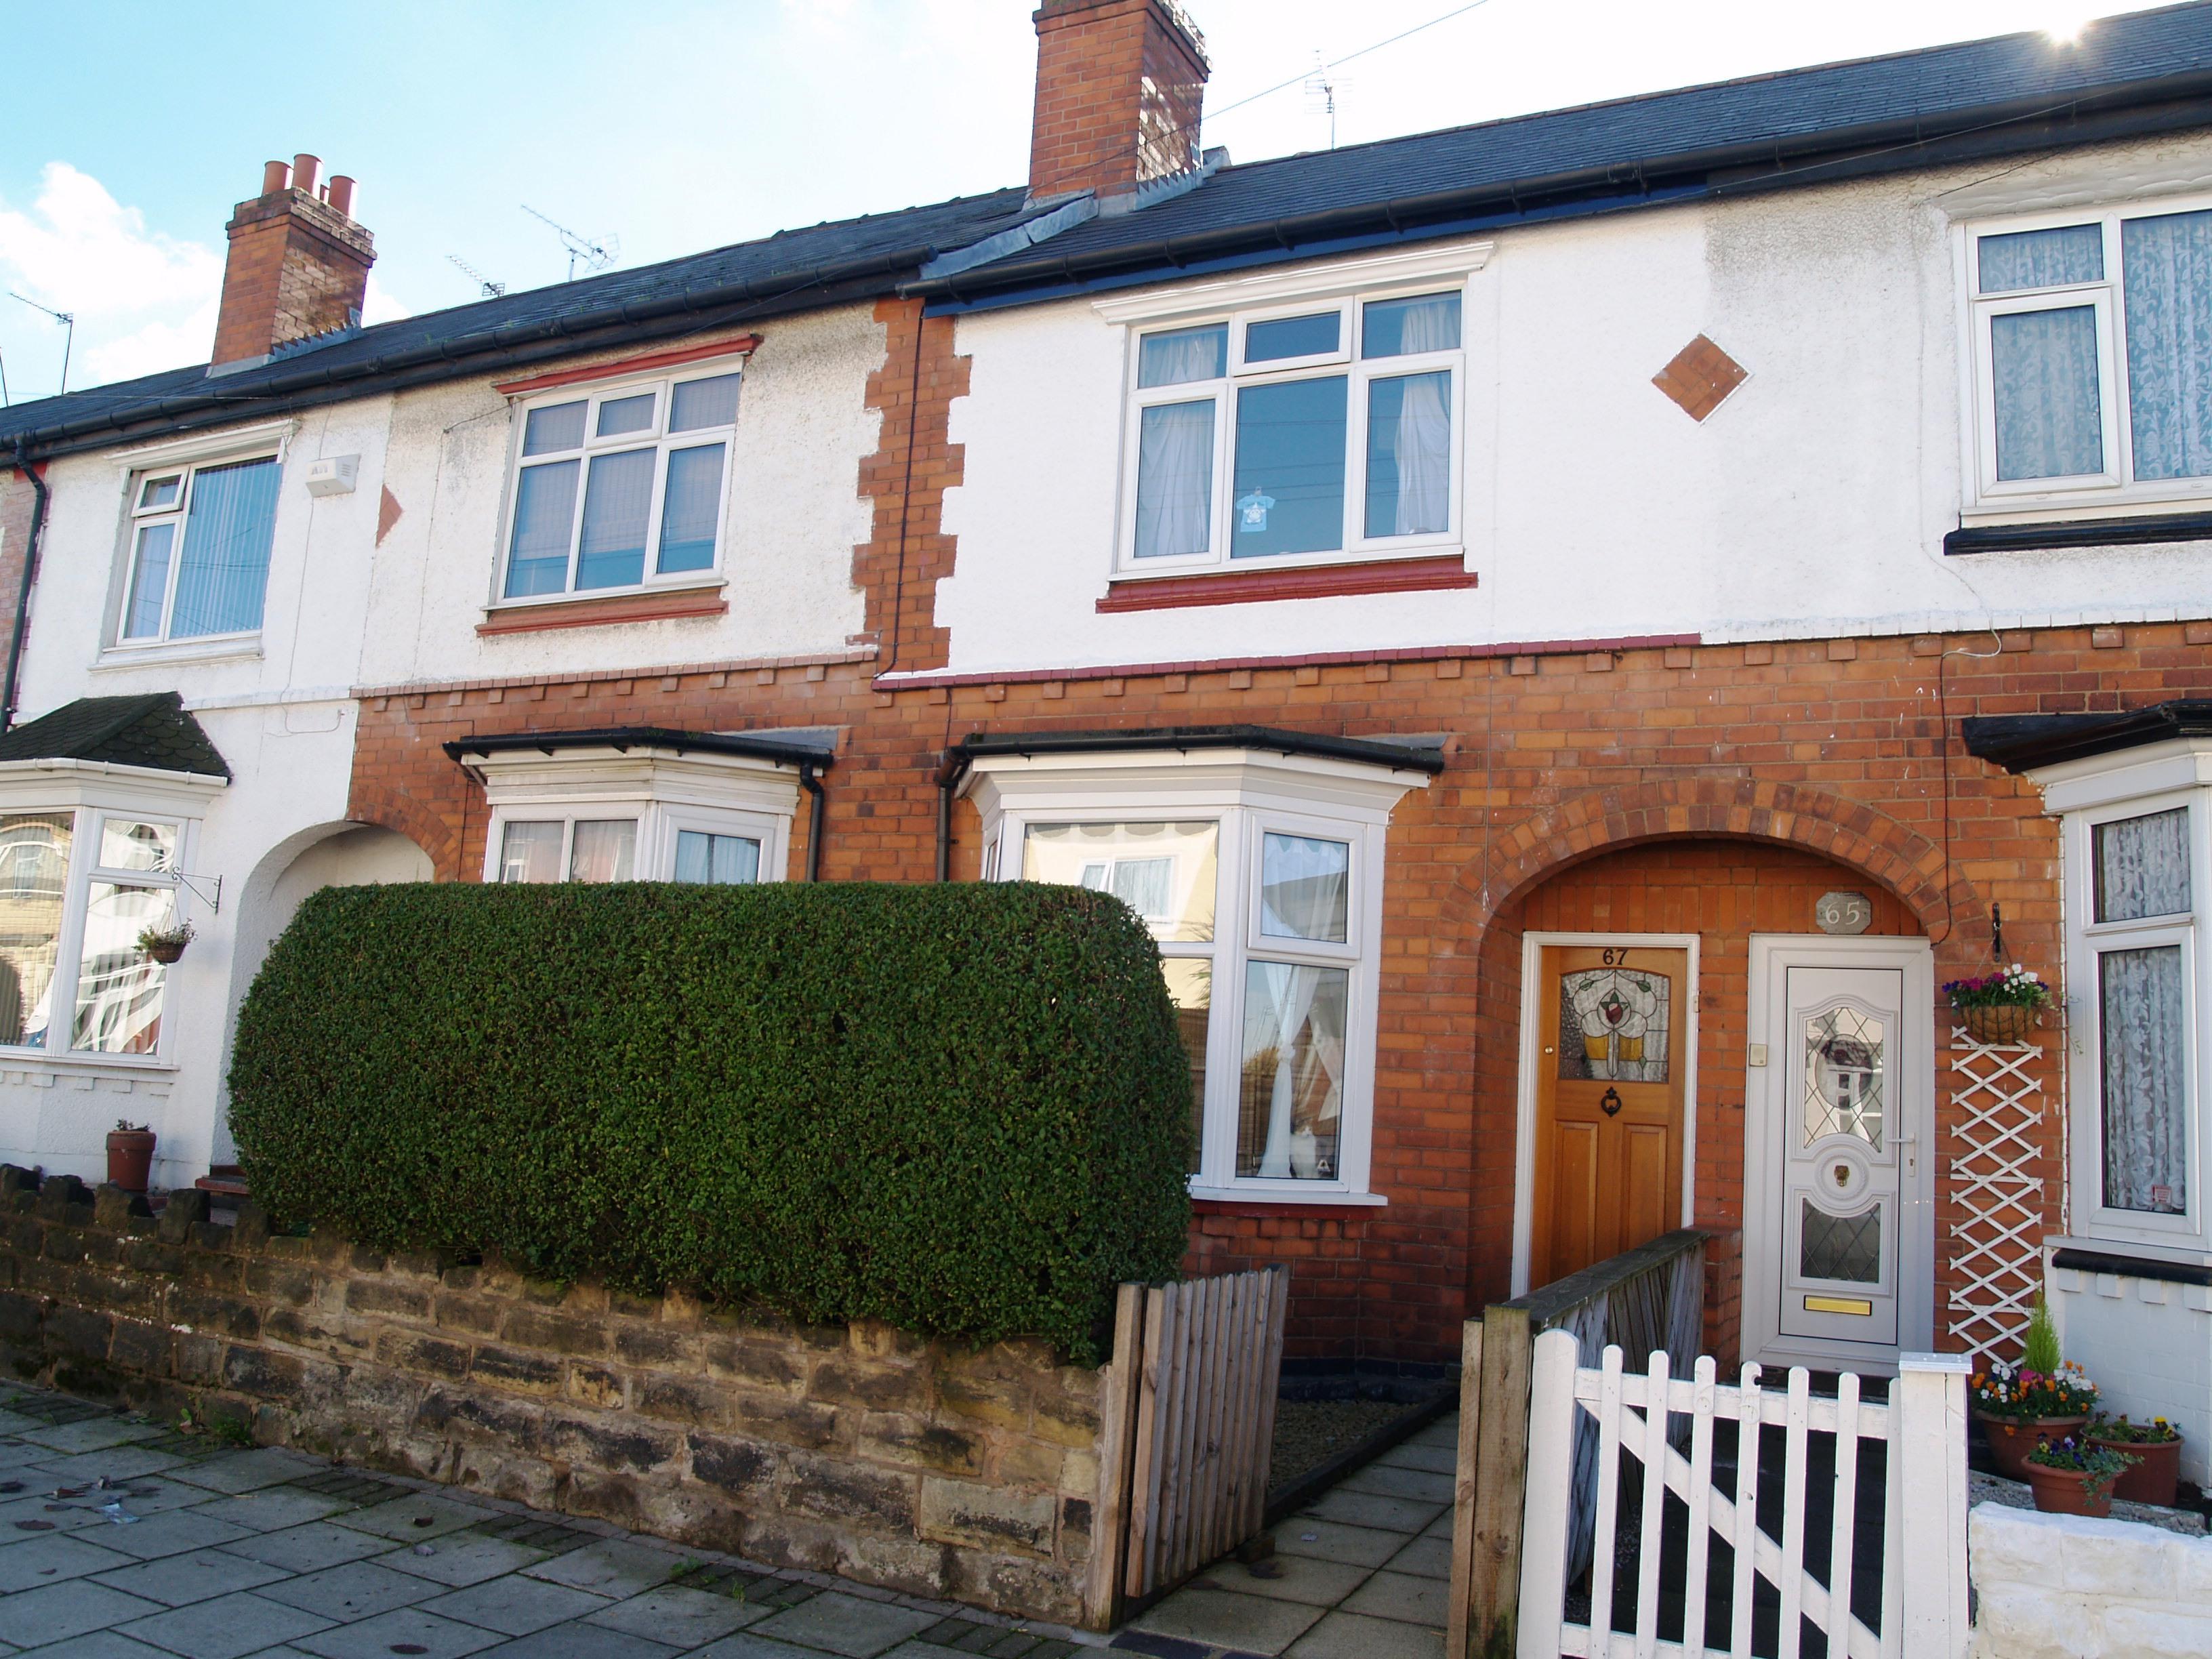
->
[[1188, 1185, 1388, 1210], [1945, 509, 2212, 556], [1097, 552, 1475, 613], [478, 583, 729, 636], [93, 638, 263, 671], [2049, 1234, 2211, 1285], [0, 1050, 180, 1078]]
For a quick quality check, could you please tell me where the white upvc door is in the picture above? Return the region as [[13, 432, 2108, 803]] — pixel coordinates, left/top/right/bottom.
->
[[1746, 936, 1936, 1372]]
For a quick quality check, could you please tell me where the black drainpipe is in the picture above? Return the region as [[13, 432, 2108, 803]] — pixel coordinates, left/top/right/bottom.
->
[[800, 762, 827, 882], [934, 747, 971, 882], [3, 448, 49, 732]]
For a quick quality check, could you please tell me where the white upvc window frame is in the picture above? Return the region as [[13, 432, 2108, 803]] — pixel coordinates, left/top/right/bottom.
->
[[493, 362, 744, 607], [1959, 193, 2212, 518], [2036, 741, 2212, 1257], [0, 762, 226, 1070], [963, 744, 1429, 1204], [1112, 282, 1469, 577], [113, 451, 284, 649], [472, 742, 800, 886]]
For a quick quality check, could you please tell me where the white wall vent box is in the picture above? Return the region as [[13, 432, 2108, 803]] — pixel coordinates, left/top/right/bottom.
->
[[304, 455, 360, 497]]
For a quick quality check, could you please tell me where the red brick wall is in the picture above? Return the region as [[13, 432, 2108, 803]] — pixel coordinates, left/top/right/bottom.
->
[[1029, 0, 1206, 201], [0, 464, 42, 719], [854, 300, 966, 675], [343, 626, 2212, 1364], [213, 191, 373, 366]]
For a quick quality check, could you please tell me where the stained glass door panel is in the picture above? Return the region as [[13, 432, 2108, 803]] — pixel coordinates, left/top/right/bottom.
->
[[1778, 968, 1904, 1347], [1530, 945, 1687, 1288]]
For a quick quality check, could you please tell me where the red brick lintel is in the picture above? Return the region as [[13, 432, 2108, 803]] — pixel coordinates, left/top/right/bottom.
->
[[1097, 553, 1477, 613], [491, 335, 762, 396], [477, 586, 730, 636], [1190, 1198, 1383, 1222], [874, 634, 1704, 691]]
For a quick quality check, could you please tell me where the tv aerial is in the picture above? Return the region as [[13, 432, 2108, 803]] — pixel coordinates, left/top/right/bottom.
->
[[522, 205, 618, 283], [7, 291, 74, 396], [446, 254, 507, 298]]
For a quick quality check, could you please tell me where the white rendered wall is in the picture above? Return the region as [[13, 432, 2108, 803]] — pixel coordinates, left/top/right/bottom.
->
[[935, 131, 2212, 680], [1970, 1504, 2212, 1658], [2050, 1258, 2212, 1488]]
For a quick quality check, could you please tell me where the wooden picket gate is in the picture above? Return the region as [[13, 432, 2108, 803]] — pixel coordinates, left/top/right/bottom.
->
[[1515, 1333, 1971, 1659], [1085, 1267, 1290, 1630]]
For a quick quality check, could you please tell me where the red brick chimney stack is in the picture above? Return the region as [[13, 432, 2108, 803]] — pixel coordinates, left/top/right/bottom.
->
[[1029, 0, 1210, 204], [209, 155, 376, 372]]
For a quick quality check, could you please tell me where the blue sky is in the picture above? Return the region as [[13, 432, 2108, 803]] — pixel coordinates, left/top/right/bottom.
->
[[0, 0, 2146, 402]]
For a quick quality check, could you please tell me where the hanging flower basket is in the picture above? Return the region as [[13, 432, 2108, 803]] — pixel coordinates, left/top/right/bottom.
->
[[138, 921, 196, 964], [1962, 1002, 2038, 1044], [1946, 964, 2050, 1046]]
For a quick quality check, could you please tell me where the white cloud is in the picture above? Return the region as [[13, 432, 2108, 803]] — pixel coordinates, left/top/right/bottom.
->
[[361, 275, 409, 327], [0, 161, 223, 388]]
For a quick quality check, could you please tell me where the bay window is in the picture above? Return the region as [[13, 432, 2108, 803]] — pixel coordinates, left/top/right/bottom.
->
[[499, 369, 742, 601], [1124, 287, 1465, 571], [964, 732, 1436, 1201], [1965, 199, 2212, 511]]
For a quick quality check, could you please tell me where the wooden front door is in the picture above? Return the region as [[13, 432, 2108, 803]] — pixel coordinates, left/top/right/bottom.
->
[[1530, 945, 1688, 1288]]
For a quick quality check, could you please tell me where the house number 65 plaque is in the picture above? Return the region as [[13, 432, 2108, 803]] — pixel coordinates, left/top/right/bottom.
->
[[1815, 890, 1873, 935]]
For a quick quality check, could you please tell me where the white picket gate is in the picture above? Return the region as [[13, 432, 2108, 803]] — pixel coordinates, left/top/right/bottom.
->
[[1517, 1332, 1971, 1659]]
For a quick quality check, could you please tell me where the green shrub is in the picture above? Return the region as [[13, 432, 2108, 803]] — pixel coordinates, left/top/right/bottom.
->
[[228, 881, 1192, 1359]]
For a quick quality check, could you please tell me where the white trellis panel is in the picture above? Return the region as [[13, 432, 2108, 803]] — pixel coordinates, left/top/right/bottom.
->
[[1946, 1031, 2045, 1361]]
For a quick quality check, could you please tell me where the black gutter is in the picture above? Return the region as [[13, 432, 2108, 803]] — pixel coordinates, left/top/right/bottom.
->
[[5, 239, 981, 464], [904, 76, 2212, 309], [3, 451, 50, 732], [442, 725, 838, 770], [1961, 699, 2212, 773], [951, 724, 1449, 776], [800, 763, 827, 883]]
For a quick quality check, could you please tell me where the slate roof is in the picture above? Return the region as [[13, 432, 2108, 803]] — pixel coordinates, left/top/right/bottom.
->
[[914, 2, 2212, 307], [0, 188, 1040, 457], [0, 693, 231, 780]]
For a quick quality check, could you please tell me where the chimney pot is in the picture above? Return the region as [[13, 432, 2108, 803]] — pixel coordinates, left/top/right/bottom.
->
[[292, 153, 320, 195], [1029, 0, 1208, 203], [211, 152, 374, 369], [327, 175, 356, 218], [260, 159, 290, 197]]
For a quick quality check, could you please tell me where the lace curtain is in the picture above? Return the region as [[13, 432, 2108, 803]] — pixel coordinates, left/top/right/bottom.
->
[[2123, 207, 2212, 481], [1377, 295, 1456, 537], [1991, 306, 2104, 480], [2100, 945, 2188, 1214], [1134, 401, 1215, 558], [2094, 807, 2191, 922]]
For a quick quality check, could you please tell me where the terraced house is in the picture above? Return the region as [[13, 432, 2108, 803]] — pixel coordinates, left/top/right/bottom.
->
[[5, 0, 2212, 1485]]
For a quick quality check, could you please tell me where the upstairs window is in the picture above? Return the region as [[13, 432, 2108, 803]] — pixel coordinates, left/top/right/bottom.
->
[[501, 370, 742, 600], [119, 456, 281, 642], [1126, 289, 1462, 571], [1967, 202, 2212, 510]]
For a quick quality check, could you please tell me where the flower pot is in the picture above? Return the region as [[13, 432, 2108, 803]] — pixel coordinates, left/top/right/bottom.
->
[[1978, 1412, 2088, 1479], [2090, 1433, 2181, 1507], [105, 1128, 156, 1193], [143, 940, 187, 965], [1961, 1003, 2037, 1044], [2022, 1460, 2118, 1517]]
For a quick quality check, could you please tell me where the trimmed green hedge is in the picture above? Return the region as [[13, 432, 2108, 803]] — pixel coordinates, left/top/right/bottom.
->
[[228, 882, 1192, 1359]]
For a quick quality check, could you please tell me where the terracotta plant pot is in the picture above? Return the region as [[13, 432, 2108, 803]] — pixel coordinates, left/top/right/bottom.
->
[[2022, 1460, 2118, 1517], [1961, 1002, 2038, 1044], [2090, 1433, 2181, 1507], [143, 939, 187, 965], [105, 1128, 156, 1193], [1977, 1412, 2088, 1479]]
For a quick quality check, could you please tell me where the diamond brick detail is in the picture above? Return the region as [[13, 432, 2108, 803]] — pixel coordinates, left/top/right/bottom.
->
[[1652, 333, 1748, 421]]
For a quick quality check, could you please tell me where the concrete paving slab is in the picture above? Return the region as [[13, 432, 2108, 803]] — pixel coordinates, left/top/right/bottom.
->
[[1291, 1489, 1442, 1534], [522, 1536, 687, 1597], [1418, 1511, 1452, 1540], [0, 1530, 140, 1592], [254, 1557, 443, 1621], [418, 1574, 612, 1637], [22, 1448, 188, 1487], [289, 1604, 506, 1659], [114, 1588, 337, 1659], [161, 1450, 324, 1496], [1180, 1553, 1371, 1609], [584, 1583, 771, 1647], [1339, 1570, 1448, 1627], [4, 1631, 177, 1658], [1272, 1519, 1408, 1569], [750, 1593, 938, 1658], [1282, 1609, 1443, 1659], [1127, 1586, 1323, 1657], [379, 1533, 552, 1589], [334, 1493, 497, 1544], [216, 1521, 394, 1574], [0, 1494, 119, 1535], [186, 1486, 359, 1534], [1380, 1536, 1451, 1581], [16, 1420, 170, 1456], [88, 1543, 292, 1607], [1372, 1443, 1455, 1475], [90, 1507, 255, 1561], [1333, 1465, 1454, 1505], [0, 1578, 165, 1646], [690, 1635, 842, 1659]]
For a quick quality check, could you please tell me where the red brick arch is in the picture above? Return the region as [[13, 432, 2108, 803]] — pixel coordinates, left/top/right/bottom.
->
[[346, 781, 465, 881], [1446, 777, 1984, 947]]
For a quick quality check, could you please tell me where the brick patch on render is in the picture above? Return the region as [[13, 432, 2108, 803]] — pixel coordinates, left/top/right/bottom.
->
[[0, 1170, 1103, 1625], [1652, 333, 1749, 422]]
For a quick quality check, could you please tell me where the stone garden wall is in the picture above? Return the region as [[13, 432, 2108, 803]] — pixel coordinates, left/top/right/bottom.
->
[[1969, 1503, 2212, 1658], [0, 1170, 1101, 1624]]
